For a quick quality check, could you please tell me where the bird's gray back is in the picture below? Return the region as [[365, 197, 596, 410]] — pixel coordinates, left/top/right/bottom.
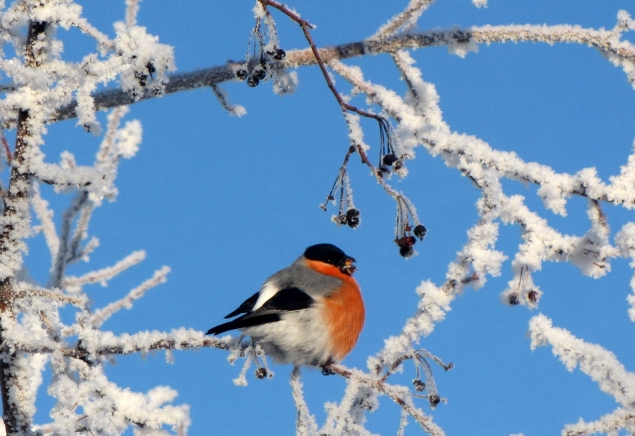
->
[[264, 261, 342, 298]]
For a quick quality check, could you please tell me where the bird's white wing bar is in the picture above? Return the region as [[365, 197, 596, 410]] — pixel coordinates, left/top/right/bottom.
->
[[252, 281, 280, 312]]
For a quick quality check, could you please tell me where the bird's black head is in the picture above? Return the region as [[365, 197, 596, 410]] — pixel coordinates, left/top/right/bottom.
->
[[304, 243, 356, 275]]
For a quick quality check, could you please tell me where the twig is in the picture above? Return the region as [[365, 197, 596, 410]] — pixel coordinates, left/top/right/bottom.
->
[[0, 130, 11, 164], [328, 364, 445, 435], [32, 183, 59, 262], [290, 367, 319, 436], [89, 266, 170, 328], [62, 250, 146, 288]]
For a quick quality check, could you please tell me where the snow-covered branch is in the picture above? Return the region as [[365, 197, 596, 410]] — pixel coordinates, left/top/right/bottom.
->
[[49, 19, 635, 122], [529, 314, 635, 409]]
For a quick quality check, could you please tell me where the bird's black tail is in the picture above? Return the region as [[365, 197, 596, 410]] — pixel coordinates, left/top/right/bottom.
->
[[205, 313, 281, 335]]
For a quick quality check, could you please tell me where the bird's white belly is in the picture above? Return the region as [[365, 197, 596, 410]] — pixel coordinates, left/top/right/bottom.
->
[[242, 306, 333, 366]]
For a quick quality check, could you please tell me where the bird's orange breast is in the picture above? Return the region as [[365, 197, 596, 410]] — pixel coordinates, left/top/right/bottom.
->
[[305, 260, 365, 362]]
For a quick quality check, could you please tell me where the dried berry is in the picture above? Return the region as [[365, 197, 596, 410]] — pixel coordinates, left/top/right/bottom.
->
[[394, 160, 403, 171], [382, 153, 398, 166], [346, 208, 360, 228], [146, 61, 156, 77], [508, 293, 519, 305], [396, 235, 416, 247], [528, 290, 538, 303], [273, 48, 286, 60], [429, 394, 441, 407], [254, 65, 267, 80], [399, 245, 414, 258], [236, 68, 249, 80], [134, 71, 147, 87], [413, 379, 426, 392], [414, 224, 427, 240], [255, 367, 267, 379], [335, 214, 349, 225], [396, 235, 416, 258], [247, 75, 260, 87]]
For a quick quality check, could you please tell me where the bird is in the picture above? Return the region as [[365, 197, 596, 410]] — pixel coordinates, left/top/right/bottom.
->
[[206, 243, 365, 370]]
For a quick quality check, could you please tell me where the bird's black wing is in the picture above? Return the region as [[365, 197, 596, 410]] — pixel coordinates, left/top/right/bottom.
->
[[206, 287, 314, 336], [224, 290, 260, 319], [259, 286, 314, 312]]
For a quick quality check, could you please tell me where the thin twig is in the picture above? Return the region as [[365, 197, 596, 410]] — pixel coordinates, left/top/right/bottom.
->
[[328, 364, 445, 435]]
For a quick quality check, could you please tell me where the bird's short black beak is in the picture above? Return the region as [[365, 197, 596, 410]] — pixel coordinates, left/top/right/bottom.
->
[[339, 256, 357, 275]]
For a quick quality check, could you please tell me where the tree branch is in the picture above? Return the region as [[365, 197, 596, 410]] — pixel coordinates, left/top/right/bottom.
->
[[46, 23, 635, 124], [0, 17, 49, 435]]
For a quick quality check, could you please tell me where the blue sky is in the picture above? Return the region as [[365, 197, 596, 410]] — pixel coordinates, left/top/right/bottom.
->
[[19, 0, 635, 434]]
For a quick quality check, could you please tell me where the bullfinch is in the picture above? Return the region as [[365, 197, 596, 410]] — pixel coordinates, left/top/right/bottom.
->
[[206, 243, 365, 369]]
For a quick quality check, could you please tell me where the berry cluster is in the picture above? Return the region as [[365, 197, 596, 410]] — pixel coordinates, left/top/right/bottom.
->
[[377, 118, 403, 176], [506, 266, 540, 306], [321, 147, 361, 229], [134, 61, 155, 88], [394, 196, 426, 258], [235, 9, 286, 88], [129, 61, 159, 99]]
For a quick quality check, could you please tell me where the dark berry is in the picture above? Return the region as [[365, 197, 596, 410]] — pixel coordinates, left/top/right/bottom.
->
[[255, 367, 267, 379], [394, 160, 403, 171], [414, 224, 427, 240], [399, 245, 414, 258], [146, 61, 156, 77], [346, 208, 360, 228], [413, 380, 426, 392], [335, 214, 348, 225], [382, 153, 398, 166], [134, 71, 147, 87], [396, 235, 416, 248], [254, 65, 267, 80], [396, 235, 416, 258], [274, 48, 286, 60], [247, 75, 260, 87], [429, 394, 441, 407], [236, 68, 249, 80], [528, 290, 538, 303], [508, 293, 519, 305]]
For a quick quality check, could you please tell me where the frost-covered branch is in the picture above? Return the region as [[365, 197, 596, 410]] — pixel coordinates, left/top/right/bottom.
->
[[32, 182, 59, 262], [89, 265, 171, 328], [563, 409, 635, 436], [0, 17, 50, 434], [49, 20, 635, 122], [327, 364, 446, 436], [68, 329, 235, 357], [290, 367, 319, 436], [62, 250, 146, 289], [529, 314, 635, 409]]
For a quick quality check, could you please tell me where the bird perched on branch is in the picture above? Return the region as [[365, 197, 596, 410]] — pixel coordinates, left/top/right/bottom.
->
[[206, 243, 365, 370]]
